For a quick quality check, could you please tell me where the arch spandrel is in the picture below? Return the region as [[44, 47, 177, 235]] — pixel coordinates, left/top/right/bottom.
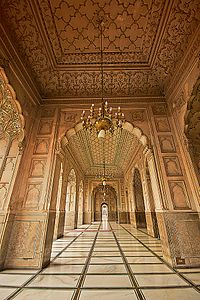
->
[[0, 67, 25, 142]]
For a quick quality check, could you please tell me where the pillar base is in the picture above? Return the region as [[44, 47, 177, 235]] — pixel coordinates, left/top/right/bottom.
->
[[157, 211, 200, 267], [2, 211, 56, 269], [145, 212, 159, 238]]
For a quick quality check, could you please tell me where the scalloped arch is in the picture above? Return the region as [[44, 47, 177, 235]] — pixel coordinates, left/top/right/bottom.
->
[[61, 120, 149, 149], [0, 67, 25, 141], [184, 76, 200, 138]]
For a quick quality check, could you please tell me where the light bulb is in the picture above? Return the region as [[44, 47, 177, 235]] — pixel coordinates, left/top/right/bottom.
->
[[98, 129, 105, 139]]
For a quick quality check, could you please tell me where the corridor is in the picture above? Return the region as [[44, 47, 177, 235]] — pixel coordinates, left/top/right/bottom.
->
[[0, 222, 200, 300]]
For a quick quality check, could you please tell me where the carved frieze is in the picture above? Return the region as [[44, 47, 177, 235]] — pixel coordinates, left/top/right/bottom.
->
[[168, 180, 190, 209], [158, 135, 176, 153]]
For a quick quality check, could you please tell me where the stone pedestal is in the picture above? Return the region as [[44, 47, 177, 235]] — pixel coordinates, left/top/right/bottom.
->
[[157, 211, 200, 267]]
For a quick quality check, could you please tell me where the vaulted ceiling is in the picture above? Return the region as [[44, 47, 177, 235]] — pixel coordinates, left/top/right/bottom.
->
[[0, 0, 199, 103], [62, 124, 145, 177]]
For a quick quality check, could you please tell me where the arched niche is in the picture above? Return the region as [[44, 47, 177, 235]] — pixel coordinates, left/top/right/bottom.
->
[[133, 168, 147, 228]]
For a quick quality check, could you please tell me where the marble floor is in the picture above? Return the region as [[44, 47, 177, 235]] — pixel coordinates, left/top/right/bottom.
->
[[0, 222, 200, 299]]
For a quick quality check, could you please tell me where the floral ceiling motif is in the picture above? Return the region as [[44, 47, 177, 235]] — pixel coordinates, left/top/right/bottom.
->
[[0, 0, 199, 101]]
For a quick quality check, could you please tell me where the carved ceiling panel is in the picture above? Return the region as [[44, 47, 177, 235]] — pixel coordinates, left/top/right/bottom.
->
[[66, 127, 140, 177], [0, 0, 199, 101]]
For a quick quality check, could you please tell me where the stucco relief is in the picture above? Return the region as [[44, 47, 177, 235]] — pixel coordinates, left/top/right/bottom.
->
[[158, 135, 176, 153], [163, 157, 182, 176], [34, 138, 50, 154], [41, 108, 56, 118], [29, 159, 46, 178], [6, 221, 39, 259], [131, 110, 145, 122], [64, 112, 77, 123], [37, 119, 53, 135], [24, 183, 42, 208], [168, 181, 190, 209], [155, 117, 171, 132], [174, 91, 186, 111], [152, 104, 167, 115], [0, 68, 24, 141]]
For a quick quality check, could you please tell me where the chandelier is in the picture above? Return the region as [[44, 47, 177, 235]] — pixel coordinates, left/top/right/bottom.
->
[[81, 17, 125, 139]]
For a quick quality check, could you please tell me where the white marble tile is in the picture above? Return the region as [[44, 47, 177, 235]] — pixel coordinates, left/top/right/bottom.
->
[[93, 247, 119, 251], [79, 289, 138, 300], [92, 251, 121, 257], [28, 274, 80, 287], [1, 269, 37, 274], [0, 287, 16, 298], [136, 274, 189, 287], [127, 257, 161, 263], [42, 264, 84, 274], [83, 275, 132, 287], [142, 288, 200, 300], [0, 274, 32, 286], [123, 251, 154, 257], [87, 264, 127, 274], [59, 251, 89, 257], [54, 257, 87, 264], [183, 272, 200, 284], [130, 264, 173, 273], [14, 288, 74, 300], [90, 257, 123, 264], [178, 268, 200, 273]]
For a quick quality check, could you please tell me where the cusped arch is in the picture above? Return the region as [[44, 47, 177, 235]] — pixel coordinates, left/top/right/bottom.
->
[[184, 76, 200, 138], [61, 119, 149, 149], [0, 67, 25, 142]]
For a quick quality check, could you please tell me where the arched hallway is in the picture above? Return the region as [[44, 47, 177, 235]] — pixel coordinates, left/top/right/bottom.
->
[[0, 1, 200, 299], [1, 222, 200, 299]]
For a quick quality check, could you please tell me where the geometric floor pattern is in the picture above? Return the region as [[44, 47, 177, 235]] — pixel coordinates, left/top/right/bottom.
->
[[1, 222, 200, 299]]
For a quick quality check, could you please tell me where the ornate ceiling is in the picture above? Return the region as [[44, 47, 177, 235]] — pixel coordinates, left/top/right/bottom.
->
[[0, 0, 199, 102], [63, 125, 143, 177]]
